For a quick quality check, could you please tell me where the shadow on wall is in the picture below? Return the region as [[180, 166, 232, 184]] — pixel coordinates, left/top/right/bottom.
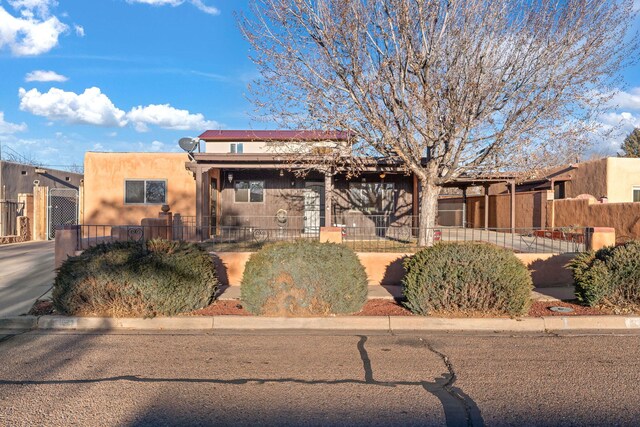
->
[[526, 253, 576, 288], [84, 190, 195, 225]]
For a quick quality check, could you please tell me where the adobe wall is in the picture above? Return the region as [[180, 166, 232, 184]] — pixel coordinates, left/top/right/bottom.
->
[[547, 198, 640, 242], [214, 251, 573, 288], [564, 158, 608, 200], [83, 152, 196, 225]]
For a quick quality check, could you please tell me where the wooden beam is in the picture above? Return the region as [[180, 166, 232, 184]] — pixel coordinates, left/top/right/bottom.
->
[[510, 181, 516, 232], [484, 185, 490, 230], [324, 172, 333, 227]]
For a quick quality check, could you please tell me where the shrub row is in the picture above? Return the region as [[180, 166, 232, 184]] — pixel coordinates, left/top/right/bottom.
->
[[53, 239, 218, 317], [568, 240, 640, 308], [402, 242, 533, 316]]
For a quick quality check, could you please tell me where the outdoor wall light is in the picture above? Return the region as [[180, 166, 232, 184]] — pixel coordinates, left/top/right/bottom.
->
[[227, 172, 234, 183], [279, 169, 284, 177], [379, 172, 386, 179]]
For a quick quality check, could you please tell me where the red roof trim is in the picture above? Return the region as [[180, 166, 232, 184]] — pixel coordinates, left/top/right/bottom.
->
[[198, 130, 350, 142]]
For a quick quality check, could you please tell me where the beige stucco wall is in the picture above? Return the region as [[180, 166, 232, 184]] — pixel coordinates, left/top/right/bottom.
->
[[83, 152, 195, 225], [605, 157, 640, 203], [205, 141, 269, 154]]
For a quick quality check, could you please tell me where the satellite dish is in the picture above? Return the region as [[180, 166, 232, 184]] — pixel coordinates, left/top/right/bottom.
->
[[179, 137, 199, 153]]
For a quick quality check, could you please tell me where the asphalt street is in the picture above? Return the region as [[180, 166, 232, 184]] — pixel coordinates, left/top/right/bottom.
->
[[0, 240, 55, 317], [0, 330, 639, 426]]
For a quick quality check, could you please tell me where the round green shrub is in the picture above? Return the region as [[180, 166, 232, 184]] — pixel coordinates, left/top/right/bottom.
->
[[568, 241, 640, 308], [241, 240, 368, 316], [53, 239, 218, 317], [402, 242, 532, 316]]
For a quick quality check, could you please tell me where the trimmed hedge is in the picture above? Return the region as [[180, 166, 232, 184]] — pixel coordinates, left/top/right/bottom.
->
[[568, 241, 640, 308], [241, 240, 368, 316], [403, 242, 532, 316], [53, 239, 218, 317]]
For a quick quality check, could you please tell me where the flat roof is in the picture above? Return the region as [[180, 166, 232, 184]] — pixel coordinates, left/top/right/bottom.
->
[[198, 130, 350, 142]]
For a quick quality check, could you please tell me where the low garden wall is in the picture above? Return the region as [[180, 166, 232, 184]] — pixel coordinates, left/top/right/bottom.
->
[[213, 251, 576, 288]]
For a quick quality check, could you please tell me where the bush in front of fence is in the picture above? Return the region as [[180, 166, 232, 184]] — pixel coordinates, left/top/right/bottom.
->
[[53, 239, 218, 317], [402, 242, 532, 316], [241, 240, 368, 316], [568, 240, 640, 309]]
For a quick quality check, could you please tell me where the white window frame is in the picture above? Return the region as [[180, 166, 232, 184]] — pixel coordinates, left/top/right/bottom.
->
[[234, 180, 265, 203], [230, 143, 244, 154], [124, 179, 167, 205], [348, 182, 395, 213]]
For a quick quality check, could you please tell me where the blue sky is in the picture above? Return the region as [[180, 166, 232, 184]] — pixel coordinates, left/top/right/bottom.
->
[[0, 0, 639, 170]]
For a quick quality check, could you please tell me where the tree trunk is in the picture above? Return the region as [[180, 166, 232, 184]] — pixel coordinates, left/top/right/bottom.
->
[[418, 179, 440, 247]]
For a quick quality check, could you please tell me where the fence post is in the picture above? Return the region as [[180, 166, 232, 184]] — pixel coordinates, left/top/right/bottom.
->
[[159, 205, 173, 240], [55, 224, 80, 269], [585, 227, 616, 251]]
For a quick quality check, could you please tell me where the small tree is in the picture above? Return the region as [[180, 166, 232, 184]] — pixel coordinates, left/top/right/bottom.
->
[[621, 128, 640, 158], [241, 0, 638, 245]]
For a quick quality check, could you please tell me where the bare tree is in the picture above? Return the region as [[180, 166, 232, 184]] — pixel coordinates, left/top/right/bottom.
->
[[240, 0, 638, 245]]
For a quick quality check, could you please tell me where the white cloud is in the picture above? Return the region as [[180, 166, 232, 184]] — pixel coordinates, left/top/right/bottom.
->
[[24, 69, 68, 82], [150, 140, 164, 151], [18, 87, 128, 127], [126, 0, 219, 15], [18, 86, 219, 132], [7, 0, 58, 17], [73, 24, 84, 37], [609, 87, 640, 111], [126, 104, 219, 132], [0, 6, 67, 55], [0, 111, 28, 134]]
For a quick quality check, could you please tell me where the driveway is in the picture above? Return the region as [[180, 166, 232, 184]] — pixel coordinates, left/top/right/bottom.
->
[[0, 240, 55, 317]]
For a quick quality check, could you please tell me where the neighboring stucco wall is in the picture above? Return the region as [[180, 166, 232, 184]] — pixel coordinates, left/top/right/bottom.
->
[[547, 198, 640, 242], [83, 152, 195, 225], [563, 158, 608, 200], [605, 157, 640, 203], [0, 161, 81, 200]]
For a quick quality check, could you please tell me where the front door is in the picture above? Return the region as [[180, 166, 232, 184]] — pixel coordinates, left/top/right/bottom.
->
[[304, 183, 324, 233]]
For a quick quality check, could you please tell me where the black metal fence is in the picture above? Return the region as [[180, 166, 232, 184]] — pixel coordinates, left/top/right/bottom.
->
[[76, 215, 588, 254]]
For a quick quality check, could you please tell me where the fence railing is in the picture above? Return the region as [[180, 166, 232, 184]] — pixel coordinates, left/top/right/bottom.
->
[[76, 218, 588, 254]]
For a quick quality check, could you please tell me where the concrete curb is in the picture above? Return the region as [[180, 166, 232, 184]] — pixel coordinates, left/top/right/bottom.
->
[[2, 315, 640, 332], [0, 316, 38, 329]]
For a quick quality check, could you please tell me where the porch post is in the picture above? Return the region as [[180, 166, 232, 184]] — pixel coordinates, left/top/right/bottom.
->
[[483, 184, 490, 230], [324, 171, 333, 227], [195, 166, 203, 239], [510, 180, 516, 233], [461, 186, 467, 229]]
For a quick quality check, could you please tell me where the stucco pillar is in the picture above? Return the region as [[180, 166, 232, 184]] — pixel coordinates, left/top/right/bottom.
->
[[324, 172, 333, 227], [55, 224, 79, 269], [586, 227, 616, 251]]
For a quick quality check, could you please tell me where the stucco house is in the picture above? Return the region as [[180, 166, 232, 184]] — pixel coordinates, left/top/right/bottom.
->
[[82, 130, 420, 239]]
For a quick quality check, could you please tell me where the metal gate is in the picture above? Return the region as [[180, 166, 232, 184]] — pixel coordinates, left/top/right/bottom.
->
[[48, 188, 79, 239]]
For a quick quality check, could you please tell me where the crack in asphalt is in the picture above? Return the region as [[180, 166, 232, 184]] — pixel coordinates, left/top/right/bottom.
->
[[422, 339, 485, 427], [0, 334, 484, 427]]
